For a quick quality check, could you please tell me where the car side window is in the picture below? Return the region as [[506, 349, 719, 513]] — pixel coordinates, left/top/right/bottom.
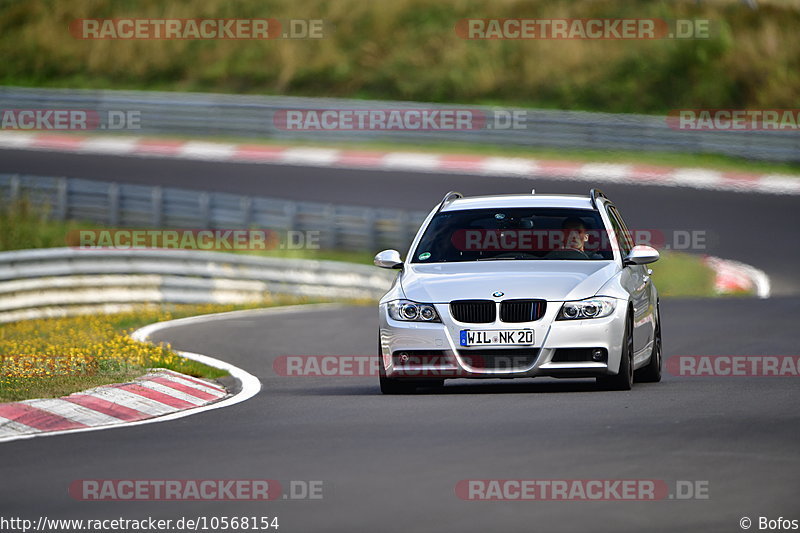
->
[[606, 206, 633, 257], [611, 207, 636, 250]]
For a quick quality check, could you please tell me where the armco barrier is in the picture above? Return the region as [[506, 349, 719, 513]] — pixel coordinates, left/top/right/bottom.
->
[[0, 86, 797, 162], [0, 174, 427, 252], [0, 248, 396, 323]]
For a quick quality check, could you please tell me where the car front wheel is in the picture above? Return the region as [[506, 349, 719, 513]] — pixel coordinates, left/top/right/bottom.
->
[[635, 303, 662, 383], [597, 312, 634, 391]]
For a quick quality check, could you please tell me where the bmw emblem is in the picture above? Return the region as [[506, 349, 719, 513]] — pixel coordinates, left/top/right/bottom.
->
[[492, 291, 504, 298]]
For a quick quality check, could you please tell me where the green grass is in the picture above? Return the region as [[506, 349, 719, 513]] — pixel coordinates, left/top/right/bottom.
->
[[1, 0, 798, 115], [236, 247, 376, 264], [0, 370, 145, 404], [0, 299, 323, 402], [0, 307, 218, 402], [650, 251, 716, 298], [0, 197, 105, 252]]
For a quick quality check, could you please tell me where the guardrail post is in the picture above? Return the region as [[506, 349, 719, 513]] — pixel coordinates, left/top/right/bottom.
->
[[108, 183, 120, 226], [283, 201, 297, 231], [55, 177, 68, 221], [9, 174, 20, 203], [398, 210, 411, 251], [323, 204, 336, 249], [365, 208, 377, 252], [151, 186, 163, 227], [240, 196, 253, 227], [199, 192, 211, 228]]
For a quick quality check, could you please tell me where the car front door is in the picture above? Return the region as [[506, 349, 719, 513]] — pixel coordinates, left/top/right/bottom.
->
[[607, 205, 654, 359]]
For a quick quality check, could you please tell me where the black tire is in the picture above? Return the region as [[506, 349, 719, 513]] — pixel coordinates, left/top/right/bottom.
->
[[597, 311, 634, 391], [635, 303, 662, 383]]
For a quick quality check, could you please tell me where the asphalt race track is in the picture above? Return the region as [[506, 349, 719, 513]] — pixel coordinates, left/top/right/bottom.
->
[[1, 150, 799, 532]]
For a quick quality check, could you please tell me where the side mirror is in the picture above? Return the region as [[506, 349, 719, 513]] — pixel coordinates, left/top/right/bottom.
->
[[374, 249, 404, 269], [623, 245, 660, 266]]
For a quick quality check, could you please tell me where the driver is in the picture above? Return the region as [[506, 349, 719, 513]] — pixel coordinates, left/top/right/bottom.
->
[[544, 216, 603, 259], [562, 216, 589, 254]]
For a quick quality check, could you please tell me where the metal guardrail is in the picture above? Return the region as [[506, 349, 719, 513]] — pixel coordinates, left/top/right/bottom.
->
[[1, 86, 797, 162], [0, 174, 427, 252], [0, 248, 396, 323]]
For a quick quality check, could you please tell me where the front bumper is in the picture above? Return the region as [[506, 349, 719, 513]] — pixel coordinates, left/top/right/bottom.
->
[[378, 299, 627, 379]]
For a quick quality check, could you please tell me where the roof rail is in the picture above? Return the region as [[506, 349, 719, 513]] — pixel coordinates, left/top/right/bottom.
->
[[589, 189, 609, 208], [437, 191, 463, 212]]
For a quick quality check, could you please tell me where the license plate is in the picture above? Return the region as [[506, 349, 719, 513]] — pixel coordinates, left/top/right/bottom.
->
[[459, 329, 534, 347]]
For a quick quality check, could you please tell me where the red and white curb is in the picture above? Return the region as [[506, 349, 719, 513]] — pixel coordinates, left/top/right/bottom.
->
[[0, 308, 274, 444], [0, 369, 227, 440], [1, 132, 799, 196], [704, 256, 771, 299], [0, 306, 349, 443]]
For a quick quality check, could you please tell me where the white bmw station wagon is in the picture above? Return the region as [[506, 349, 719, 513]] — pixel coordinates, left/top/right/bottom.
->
[[374, 189, 662, 394]]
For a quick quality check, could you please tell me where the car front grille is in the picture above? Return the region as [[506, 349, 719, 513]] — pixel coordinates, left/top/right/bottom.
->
[[450, 300, 496, 323], [499, 299, 546, 322], [458, 349, 540, 370], [450, 299, 546, 323]]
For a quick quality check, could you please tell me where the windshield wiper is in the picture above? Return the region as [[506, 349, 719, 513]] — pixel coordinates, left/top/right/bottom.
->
[[476, 255, 529, 261]]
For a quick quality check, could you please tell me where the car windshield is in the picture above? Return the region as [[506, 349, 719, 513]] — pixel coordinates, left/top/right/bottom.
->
[[411, 207, 614, 263]]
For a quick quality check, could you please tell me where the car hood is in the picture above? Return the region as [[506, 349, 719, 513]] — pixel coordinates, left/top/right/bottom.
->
[[400, 260, 618, 302]]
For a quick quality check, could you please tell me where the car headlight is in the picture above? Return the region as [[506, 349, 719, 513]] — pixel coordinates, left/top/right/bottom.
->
[[557, 297, 617, 320], [387, 300, 441, 322]]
